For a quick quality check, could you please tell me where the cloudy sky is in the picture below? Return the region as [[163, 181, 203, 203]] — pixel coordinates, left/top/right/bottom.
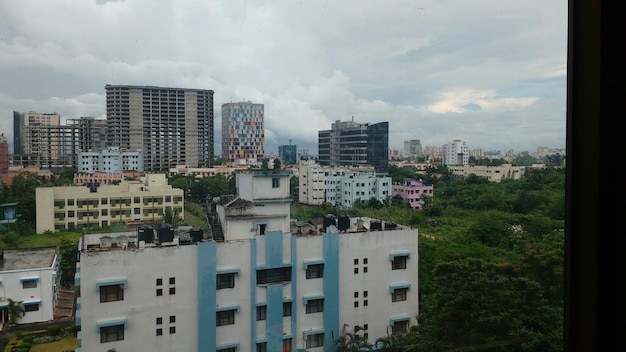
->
[[0, 0, 567, 155]]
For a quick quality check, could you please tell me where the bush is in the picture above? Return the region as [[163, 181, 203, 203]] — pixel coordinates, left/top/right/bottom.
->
[[22, 335, 34, 343], [46, 324, 63, 337], [32, 335, 60, 344]]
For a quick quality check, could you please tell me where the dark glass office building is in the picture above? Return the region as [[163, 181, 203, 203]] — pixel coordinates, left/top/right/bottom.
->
[[317, 119, 389, 174]]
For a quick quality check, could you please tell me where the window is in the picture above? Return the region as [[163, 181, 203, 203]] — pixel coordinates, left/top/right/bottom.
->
[[257, 267, 291, 285], [272, 177, 280, 188], [392, 255, 408, 270], [363, 266, 368, 273], [68, 211, 75, 217], [256, 305, 267, 321], [354, 301, 359, 307], [169, 277, 175, 285], [100, 284, 124, 302], [283, 338, 292, 352], [354, 258, 359, 265], [169, 287, 176, 295], [156, 288, 163, 296], [257, 342, 267, 352], [283, 302, 292, 317], [306, 298, 324, 314], [354, 292, 359, 298], [156, 278, 163, 286], [217, 310, 236, 326], [68, 199, 74, 206], [134, 196, 140, 203], [363, 258, 368, 264], [169, 326, 176, 334], [306, 264, 324, 279], [156, 328, 163, 336], [354, 268, 359, 274], [218, 348, 236, 352], [24, 303, 39, 312], [217, 273, 235, 289], [156, 317, 162, 325], [392, 288, 408, 302], [169, 315, 176, 323], [100, 324, 124, 343], [392, 320, 409, 334], [22, 279, 37, 289], [306, 333, 324, 348], [364, 300, 368, 306], [363, 290, 368, 297]]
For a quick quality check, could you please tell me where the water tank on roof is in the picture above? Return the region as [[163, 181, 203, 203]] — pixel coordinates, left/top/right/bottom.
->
[[370, 220, 382, 231], [323, 214, 336, 232], [158, 224, 175, 243], [138, 225, 154, 243], [190, 227, 204, 242], [337, 214, 350, 232]]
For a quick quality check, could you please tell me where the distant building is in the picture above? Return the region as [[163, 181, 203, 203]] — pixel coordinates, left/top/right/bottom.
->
[[67, 117, 108, 153], [318, 119, 389, 174], [221, 101, 265, 166], [77, 147, 143, 174], [278, 143, 298, 165], [325, 171, 392, 209], [0, 134, 9, 174], [105, 84, 215, 171], [75, 169, 418, 351], [447, 164, 525, 182], [403, 140, 422, 156], [35, 173, 184, 233], [392, 179, 434, 210], [442, 139, 469, 166], [0, 247, 61, 325]]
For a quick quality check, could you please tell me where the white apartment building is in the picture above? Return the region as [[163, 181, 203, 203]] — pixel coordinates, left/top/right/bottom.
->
[[35, 173, 184, 233], [325, 171, 392, 210], [77, 147, 143, 174], [442, 139, 469, 166], [76, 169, 418, 352], [447, 163, 526, 182], [0, 247, 61, 325], [298, 160, 376, 206]]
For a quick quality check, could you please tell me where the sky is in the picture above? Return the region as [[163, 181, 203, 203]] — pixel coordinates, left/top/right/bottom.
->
[[0, 0, 568, 156]]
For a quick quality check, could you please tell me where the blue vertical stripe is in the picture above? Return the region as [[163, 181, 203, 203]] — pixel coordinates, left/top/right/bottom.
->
[[267, 284, 283, 351], [197, 241, 217, 351], [266, 230, 283, 267], [290, 235, 298, 352], [250, 238, 257, 350], [323, 232, 340, 351]]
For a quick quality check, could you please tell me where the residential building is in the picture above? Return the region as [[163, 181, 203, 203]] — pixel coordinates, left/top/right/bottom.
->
[[392, 179, 434, 210], [442, 139, 469, 166], [76, 169, 418, 352], [325, 171, 392, 209], [0, 247, 61, 325], [278, 143, 298, 165], [77, 146, 143, 174], [34, 173, 184, 233], [0, 134, 8, 174], [447, 164, 525, 182], [318, 119, 389, 174], [221, 101, 265, 165], [105, 84, 215, 171], [12, 111, 61, 155], [298, 160, 375, 206]]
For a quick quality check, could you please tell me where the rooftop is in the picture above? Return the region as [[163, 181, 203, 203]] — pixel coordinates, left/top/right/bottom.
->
[[0, 247, 57, 271]]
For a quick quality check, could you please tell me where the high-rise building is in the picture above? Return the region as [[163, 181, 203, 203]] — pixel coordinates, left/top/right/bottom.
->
[[278, 142, 297, 165], [318, 119, 389, 174], [442, 139, 469, 166], [0, 134, 9, 173], [105, 85, 215, 171], [67, 117, 108, 152], [221, 101, 265, 165], [13, 111, 61, 155], [403, 139, 422, 156]]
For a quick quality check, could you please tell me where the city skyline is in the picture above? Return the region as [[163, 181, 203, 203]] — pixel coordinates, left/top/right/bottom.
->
[[0, 1, 567, 154]]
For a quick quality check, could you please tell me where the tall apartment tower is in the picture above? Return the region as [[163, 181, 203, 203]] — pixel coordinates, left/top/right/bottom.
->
[[442, 139, 469, 166], [13, 111, 61, 155], [0, 134, 9, 173], [105, 85, 215, 171], [221, 101, 265, 165], [403, 139, 422, 156], [318, 119, 389, 174]]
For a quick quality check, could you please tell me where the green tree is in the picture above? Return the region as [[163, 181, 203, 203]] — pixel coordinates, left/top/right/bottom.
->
[[58, 239, 78, 287], [273, 157, 282, 170], [333, 330, 372, 352], [7, 298, 25, 324]]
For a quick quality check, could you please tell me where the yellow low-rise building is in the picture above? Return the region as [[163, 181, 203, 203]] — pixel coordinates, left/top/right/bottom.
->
[[35, 173, 184, 233]]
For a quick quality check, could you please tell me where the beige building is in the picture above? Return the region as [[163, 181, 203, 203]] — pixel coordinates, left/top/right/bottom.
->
[[447, 164, 525, 182], [35, 174, 184, 233]]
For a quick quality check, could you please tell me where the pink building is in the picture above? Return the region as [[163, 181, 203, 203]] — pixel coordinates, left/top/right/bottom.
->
[[392, 178, 434, 210]]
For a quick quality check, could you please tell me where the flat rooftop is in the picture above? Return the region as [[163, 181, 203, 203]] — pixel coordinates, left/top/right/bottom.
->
[[0, 247, 57, 271]]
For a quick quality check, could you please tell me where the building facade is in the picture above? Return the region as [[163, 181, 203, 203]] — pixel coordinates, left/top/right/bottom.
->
[[77, 146, 143, 174], [298, 160, 376, 206], [35, 173, 184, 233], [278, 143, 298, 165], [76, 170, 418, 352], [0, 134, 8, 174], [447, 164, 526, 182], [442, 139, 469, 166], [67, 117, 108, 153], [221, 101, 265, 165], [324, 171, 392, 210], [403, 140, 422, 156], [105, 84, 215, 171], [392, 179, 434, 210], [0, 247, 61, 325], [318, 119, 389, 175]]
